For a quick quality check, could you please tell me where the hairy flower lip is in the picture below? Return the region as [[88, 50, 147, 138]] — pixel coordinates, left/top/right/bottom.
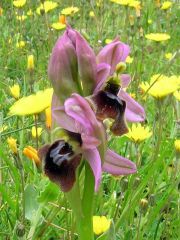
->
[[89, 90, 128, 136], [38, 140, 82, 192]]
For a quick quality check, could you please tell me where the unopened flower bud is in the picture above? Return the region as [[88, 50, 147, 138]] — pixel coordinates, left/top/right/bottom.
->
[[149, 194, 156, 206], [7, 137, 18, 154], [27, 55, 34, 71], [15, 223, 25, 237], [40, 8, 45, 15], [140, 198, 148, 213], [133, 177, 141, 189], [116, 62, 126, 75], [120, 178, 128, 192]]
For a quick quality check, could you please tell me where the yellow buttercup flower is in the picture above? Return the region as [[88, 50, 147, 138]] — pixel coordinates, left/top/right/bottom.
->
[[31, 126, 43, 138], [145, 33, 170, 42], [165, 52, 173, 60], [174, 140, 180, 153], [13, 0, 26, 8], [161, 1, 172, 10], [36, 1, 58, 15], [16, 40, 26, 48], [27, 54, 35, 71], [126, 124, 152, 143], [61, 6, 79, 16], [140, 74, 180, 99], [126, 56, 133, 64], [9, 84, 20, 99], [174, 91, 180, 101], [7, 137, 18, 154], [23, 146, 41, 166], [45, 107, 52, 129], [9, 88, 53, 116], [93, 216, 111, 235]]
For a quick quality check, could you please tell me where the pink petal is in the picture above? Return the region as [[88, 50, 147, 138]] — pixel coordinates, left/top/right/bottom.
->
[[83, 148, 102, 191], [121, 74, 131, 88], [94, 63, 111, 93], [118, 90, 145, 122], [97, 40, 130, 74], [48, 32, 79, 101], [51, 94, 77, 132], [103, 149, 137, 175], [65, 94, 101, 134]]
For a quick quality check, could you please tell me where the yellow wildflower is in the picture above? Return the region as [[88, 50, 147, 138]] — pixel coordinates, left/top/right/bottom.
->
[[140, 74, 180, 99], [110, 0, 130, 6], [93, 216, 111, 235], [174, 140, 180, 152], [126, 124, 152, 143], [128, 1, 141, 9], [9, 84, 20, 99], [165, 52, 173, 60], [161, 1, 172, 10], [27, 54, 35, 71], [148, 19, 152, 24], [126, 56, 133, 64], [31, 126, 43, 138], [0, 125, 8, 133], [7, 137, 18, 154], [23, 146, 41, 166], [61, 6, 79, 16], [174, 91, 180, 101], [16, 15, 27, 21], [52, 22, 66, 30], [9, 88, 53, 116], [16, 41, 26, 48], [13, 0, 26, 8], [36, 1, 58, 15], [105, 39, 113, 44], [45, 107, 52, 129], [145, 33, 170, 42]]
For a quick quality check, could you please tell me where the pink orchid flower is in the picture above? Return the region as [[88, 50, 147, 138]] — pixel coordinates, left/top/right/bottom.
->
[[46, 93, 136, 192]]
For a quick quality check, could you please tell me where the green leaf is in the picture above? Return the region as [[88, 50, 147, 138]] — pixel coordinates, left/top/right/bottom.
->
[[38, 181, 60, 204], [25, 184, 39, 221]]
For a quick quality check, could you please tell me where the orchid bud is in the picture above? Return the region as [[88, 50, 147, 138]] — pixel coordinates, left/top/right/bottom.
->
[[48, 27, 96, 101], [115, 62, 126, 75]]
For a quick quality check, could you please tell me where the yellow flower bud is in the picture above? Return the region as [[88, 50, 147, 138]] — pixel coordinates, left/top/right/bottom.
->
[[174, 140, 180, 153], [140, 198, 148, 213], [9, 84, 20, 99], [27, 55, 34, 71], [31, 126, 42, 138], [115, 62, 126, 74], [45, 107, 52, 129], [23, 146, 41, 166], [7, 137, 18, 154]]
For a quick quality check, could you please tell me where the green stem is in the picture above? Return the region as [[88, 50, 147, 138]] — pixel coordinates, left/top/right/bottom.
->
[[77, 163, 95, 240]]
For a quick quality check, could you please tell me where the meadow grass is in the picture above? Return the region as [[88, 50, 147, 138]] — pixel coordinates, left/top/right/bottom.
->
[[0, 1, 179, 239]]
